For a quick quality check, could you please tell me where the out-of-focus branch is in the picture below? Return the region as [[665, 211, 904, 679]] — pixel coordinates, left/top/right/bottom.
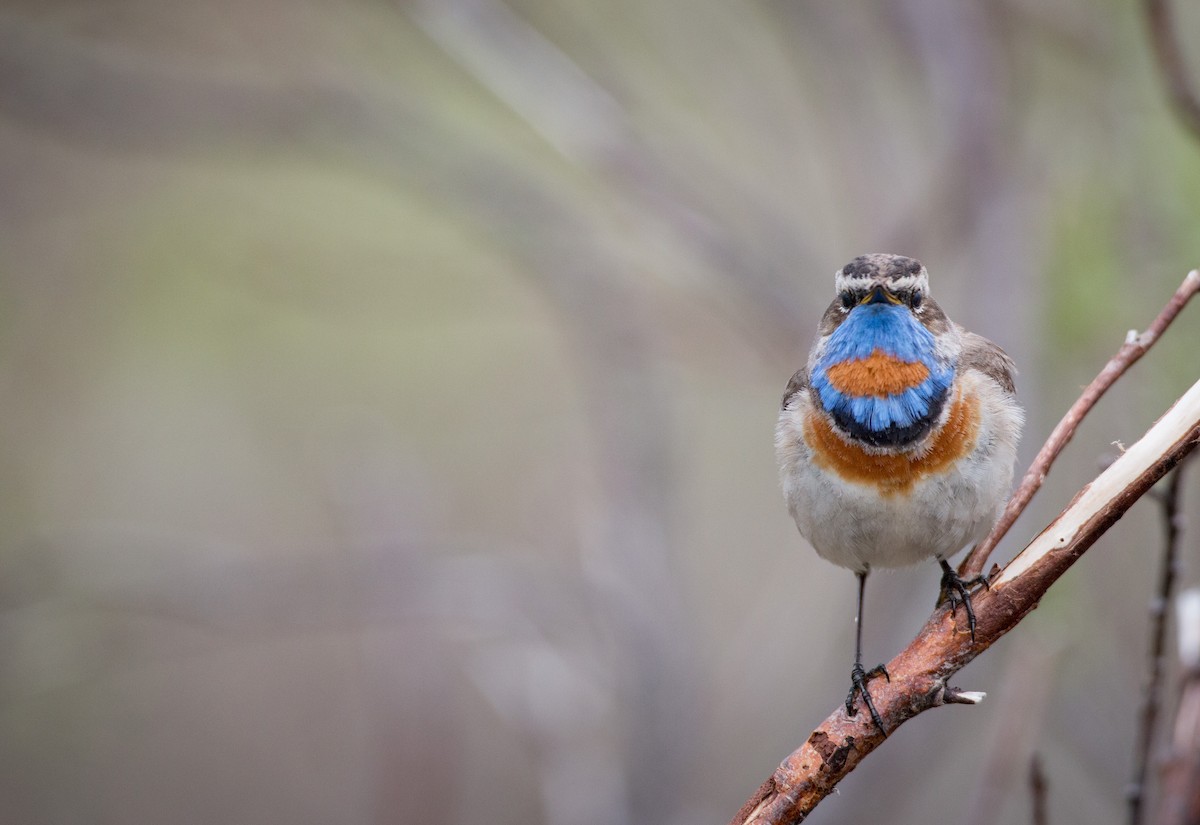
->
[[1031, 754, 1049, 825], [1129, 459, 1191, 825], [1156, 590, 1200, 825], [1144, 0, 1200, 141], [960, 270, 1200, 579], [964, 638, 1058, 825], [731, 376, 1200, 825]]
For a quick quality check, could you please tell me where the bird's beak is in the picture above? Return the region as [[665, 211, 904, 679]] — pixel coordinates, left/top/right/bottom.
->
[[860, 284, 902, 306]]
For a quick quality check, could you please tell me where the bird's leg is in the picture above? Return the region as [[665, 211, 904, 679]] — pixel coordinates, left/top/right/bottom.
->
[[938, 557, 990, 640], [846, 570, 889, 735]]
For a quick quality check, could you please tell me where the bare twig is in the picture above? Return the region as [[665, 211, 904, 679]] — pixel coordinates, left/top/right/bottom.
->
[[1129, 459, 1191, 825], [1031, 754, 1048, 825], [960, 270, 1200, 579], [1143, 0, 1200, 141], [731, 376, 1200, 825]]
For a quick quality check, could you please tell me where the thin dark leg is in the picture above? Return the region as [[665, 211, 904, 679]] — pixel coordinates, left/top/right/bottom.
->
[[854, 570, 868, 671], [846, 570, 889, 735], [938, 558, 990, 640]]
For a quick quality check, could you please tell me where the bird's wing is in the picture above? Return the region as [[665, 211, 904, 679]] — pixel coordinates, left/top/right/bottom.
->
[[957, 330, 1017, 394], [781, 367, 809, 409]]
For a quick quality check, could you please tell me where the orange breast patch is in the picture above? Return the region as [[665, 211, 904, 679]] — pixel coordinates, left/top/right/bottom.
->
[[824, 349, 930, 397], [803, 386, 979, 496]]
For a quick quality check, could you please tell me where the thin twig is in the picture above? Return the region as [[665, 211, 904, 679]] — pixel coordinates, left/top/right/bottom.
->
[[1143, 0, 1200, 141], [731, 377, 1200, 825], [1123, 458, 1190, 825], [1129, 459, 1191, 825], [1031, 754, 1048, 825], [960, 270, 1200, 579]]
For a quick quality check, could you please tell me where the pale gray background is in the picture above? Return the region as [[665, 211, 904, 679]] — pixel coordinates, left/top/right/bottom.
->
[[1, 2, 1199, 823]]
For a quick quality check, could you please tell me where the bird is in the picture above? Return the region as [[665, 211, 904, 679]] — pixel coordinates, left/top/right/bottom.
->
[[775, 253, 1023, 734]]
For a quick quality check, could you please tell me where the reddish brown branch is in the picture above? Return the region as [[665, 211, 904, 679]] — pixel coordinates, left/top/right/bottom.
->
[[960, 270, 1200, 579], [731, 378, 1200, 824], [1144, 0, 1200, 141]]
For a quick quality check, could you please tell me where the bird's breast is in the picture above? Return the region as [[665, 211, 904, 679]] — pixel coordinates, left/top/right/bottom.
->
[[802, 383, 980, 496], [811, 346, 954, 446], [822, 349, 931, 397]]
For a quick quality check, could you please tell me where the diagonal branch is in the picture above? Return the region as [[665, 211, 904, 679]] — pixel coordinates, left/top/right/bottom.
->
[[731, 377, 1200, 825], [959, 269, 1200, 580]]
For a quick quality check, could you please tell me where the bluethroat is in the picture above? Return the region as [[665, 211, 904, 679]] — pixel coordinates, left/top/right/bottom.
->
[[775, 254, 1023, 734]]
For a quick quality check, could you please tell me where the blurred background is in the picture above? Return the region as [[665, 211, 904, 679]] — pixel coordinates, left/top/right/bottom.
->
[[1, 1, 1199, 823]]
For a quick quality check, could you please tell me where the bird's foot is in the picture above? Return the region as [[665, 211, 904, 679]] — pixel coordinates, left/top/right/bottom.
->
[[846, 662, 890, 735], [938, 560, 990, 640]]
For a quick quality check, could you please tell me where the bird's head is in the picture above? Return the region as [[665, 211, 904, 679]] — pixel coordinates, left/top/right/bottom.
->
[[834, 253, 929, 315]]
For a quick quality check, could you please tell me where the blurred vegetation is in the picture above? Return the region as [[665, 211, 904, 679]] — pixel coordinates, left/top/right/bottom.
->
[[0, 1, 1198, 824]]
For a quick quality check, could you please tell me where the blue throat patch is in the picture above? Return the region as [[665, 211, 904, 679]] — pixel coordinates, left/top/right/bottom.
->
[[811, 303, 954, 446]]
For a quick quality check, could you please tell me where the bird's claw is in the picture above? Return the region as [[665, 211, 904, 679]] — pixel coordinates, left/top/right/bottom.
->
[[846, 662, 890, 735], [939, 561, 990, 640]]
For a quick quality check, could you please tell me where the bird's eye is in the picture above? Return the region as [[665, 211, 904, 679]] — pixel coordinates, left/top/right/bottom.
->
[[840, 292, 854, 310], [910, 291, 924, 309]]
